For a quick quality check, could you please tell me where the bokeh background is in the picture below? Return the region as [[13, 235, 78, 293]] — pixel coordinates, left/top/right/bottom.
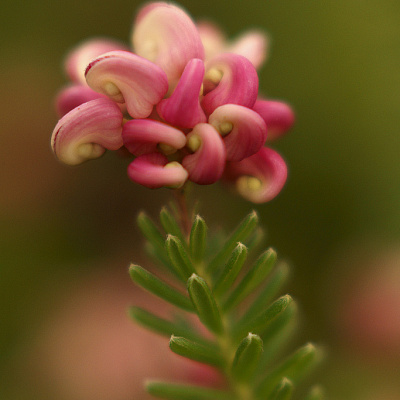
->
[[1, 0, 400, 398]]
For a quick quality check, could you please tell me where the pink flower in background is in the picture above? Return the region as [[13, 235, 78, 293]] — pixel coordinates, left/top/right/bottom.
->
[[51, 2, 294, 203], [332, 244, 400, 361], [26, 269, 222, 400]]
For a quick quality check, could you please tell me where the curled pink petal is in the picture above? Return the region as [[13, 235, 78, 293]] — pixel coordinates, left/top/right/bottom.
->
[[85, 51, 168, 119], [122, 119, 186, 156], [55, 84, 105, 117], [65, 38, 129, 84], [127, 153, 188, 189], [182, 123, 226, 185], [132, 2, 204, 87], [209, 104, 267, 161], [51, 98, 123, 166], [197, 21, 226, 60], [226, 31, 269, 69], [253, 99, 295, 141], [202, 53, 259, 116], [157, 59, 206, 129], [224, 147, 287, 203]]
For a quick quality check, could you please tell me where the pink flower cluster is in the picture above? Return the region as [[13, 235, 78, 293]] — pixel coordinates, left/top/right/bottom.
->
[[51, 2, 294, 203]]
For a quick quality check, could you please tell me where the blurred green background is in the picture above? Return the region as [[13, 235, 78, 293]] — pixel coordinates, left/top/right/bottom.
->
[[1, 0, 400, 399]]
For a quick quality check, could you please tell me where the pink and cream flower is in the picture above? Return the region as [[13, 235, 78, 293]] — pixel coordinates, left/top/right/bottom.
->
[[51, 2, 294, 203]]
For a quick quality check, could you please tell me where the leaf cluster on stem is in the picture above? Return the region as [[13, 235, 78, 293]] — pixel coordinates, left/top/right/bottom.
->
[[130, 205, 323, 400]]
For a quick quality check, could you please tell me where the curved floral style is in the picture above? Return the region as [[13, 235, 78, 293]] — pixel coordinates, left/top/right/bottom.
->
[[224, 148, 288, 204], [51, 1, 294, 203], [51, 98, 124, 165]]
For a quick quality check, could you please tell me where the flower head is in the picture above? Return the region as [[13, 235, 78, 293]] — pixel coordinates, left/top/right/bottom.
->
[[51, 2, 294, 203]]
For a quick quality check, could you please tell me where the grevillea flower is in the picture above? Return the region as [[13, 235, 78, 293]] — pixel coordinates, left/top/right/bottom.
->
[[51, 2, 294, 203]]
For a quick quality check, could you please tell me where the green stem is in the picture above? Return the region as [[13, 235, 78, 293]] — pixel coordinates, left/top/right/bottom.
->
[[173, 186, 192, 240]]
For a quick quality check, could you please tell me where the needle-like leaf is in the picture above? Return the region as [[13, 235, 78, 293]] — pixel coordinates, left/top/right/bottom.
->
[[129, 264, 194, 312], [187, 274, 224, 335], [271, 377, 293, 400], [223, 248, 277, 312], [166, 235, 195, 281], [304, 385, 325, 400], [170, 335, 223, 368], [129, 307, 213, 347], [237, 262, 289, 328], [231, 333, 263, 383], [233, 295, 293, 340], [160, 206, 187, 244], [189, 215, 208, 264], [213, 242, 248, 297], [207, 211, 258, 274], [256, 343, 322, 398]]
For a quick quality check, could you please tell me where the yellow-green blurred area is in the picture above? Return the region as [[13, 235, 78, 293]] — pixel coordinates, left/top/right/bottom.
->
[[1, 0, 400, 398]]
